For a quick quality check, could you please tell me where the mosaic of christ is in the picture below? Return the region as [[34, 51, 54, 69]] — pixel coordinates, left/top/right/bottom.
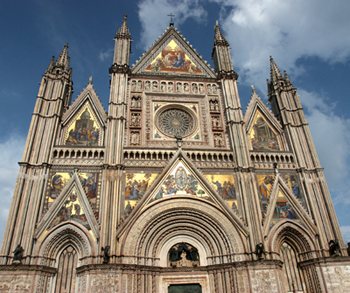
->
[[145, 40, 203, 74]]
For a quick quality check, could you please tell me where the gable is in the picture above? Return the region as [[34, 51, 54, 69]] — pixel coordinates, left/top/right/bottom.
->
[[62, 101, 103, 146], [258, 174, 315, 236], [132, 28, 216, 78], [248, 110, 283, 151], [36, 172, 100, 241], [118, 150, 248, 238]]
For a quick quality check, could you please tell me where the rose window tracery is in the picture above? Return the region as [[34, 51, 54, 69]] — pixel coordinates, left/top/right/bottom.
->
[[156, 107, 196, 138]]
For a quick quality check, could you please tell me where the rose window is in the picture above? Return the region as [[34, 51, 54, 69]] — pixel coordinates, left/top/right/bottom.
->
[[156, 107, 196, 138]]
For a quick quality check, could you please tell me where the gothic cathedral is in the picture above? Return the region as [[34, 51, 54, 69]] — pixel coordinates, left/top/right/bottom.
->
[[1, 15, 350, 293]]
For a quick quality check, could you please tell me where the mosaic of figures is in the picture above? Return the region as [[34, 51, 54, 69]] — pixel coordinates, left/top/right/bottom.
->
[[144, 39, 203, 74], [43, 170, 101, 219], [48, 187, 91, 231], [131, 79, 218, 95], [204, 174, 238, 212], [124, 173, 158, 217], [249, 112, 282, 151], [65, 105, 101, 146], [256, 173, 306, 229], [153, 163, 209, 201], [153, 102, 200, 140]]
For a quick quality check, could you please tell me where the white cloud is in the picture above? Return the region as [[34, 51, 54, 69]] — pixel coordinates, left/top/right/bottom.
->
[[0, 135, 26, 243], [216, 0, 350, 90], [138, 0, 207, 50], [340, 226, 350, 244], [99, 48, 113, 62]]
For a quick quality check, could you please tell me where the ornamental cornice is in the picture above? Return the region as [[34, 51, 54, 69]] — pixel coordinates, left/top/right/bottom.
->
[[0, 264, 56, 274]]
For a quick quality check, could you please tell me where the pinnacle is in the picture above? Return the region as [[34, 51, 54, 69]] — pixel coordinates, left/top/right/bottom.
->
[[269, 56, 283, 83], [214, 20, 229, 46], [116, 14, 131, 39], [55, 43, 70, 70]]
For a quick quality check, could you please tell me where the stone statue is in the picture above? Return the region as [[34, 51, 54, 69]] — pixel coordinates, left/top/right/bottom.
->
[[168, 82, 173, 92], [199, 84, 204, 94], [329, 239, 341, 257], [137, 98, 141, 108], [177, 83, 182, 93], [184, 83, 189, 92], [192, 83, 198, 93], [255, 243, 265, 260], [137, 80, 142, 91], [12, 244, 24, 264], [101, 246, 110, 263], [161, 82, 166, 92], [145, 81, 150, 91]]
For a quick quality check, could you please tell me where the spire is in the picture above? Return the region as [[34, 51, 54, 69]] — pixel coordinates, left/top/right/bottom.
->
[[214, 20, 229, 46], [116, 14, 131, 39], [284, 70, 292, 86], [46, 56, 55, 73], [269, 56, 283, 83], [55, 43, 70, 70]]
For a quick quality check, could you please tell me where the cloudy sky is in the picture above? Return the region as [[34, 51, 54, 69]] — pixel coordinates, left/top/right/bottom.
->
[[1, 0, 350, 244]]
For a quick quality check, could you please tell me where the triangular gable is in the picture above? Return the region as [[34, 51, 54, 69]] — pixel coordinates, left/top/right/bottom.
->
[[42, 169, 102, 220], [36, 172, 99, 241], [60, 83, 106, 146], [262, 174, 315, 236], [132, 27, 216, 78], [244, 93, 285, 151], [118, 150, 248, 238]]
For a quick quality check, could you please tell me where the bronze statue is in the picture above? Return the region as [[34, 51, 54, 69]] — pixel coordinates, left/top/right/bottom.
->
[[329, 239, 341, 257], [101, 245, 110, 263], [12, 244, 24, 264], [255, 243, 265, 260]]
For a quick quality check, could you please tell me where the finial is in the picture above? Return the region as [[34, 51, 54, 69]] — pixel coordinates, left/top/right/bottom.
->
[[168, 13, 175, 26], [251, 85, 256, 95], [88, 76, 93, 85], [124, 14, 127, 19], [215, 20, 219, 26]]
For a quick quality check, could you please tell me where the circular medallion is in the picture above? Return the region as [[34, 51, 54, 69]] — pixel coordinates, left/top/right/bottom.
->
[[156, 106, 196, 138]]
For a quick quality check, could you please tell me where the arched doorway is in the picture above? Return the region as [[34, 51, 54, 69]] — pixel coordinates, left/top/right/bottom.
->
[[280, 242, 305, 292], [55, 245, 78, 293]]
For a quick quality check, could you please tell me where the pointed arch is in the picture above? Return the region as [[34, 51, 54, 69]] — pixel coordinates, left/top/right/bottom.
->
[[36, 222, 95, 267]]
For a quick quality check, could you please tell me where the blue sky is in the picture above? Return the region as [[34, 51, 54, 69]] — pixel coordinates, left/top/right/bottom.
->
[[1, 0, 350, 244]]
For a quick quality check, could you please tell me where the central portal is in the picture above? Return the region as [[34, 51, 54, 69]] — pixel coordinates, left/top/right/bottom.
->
[[168, 284, 202, 293]]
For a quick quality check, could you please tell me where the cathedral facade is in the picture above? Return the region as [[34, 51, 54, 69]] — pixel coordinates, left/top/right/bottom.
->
[[1, 15, 350, 293]]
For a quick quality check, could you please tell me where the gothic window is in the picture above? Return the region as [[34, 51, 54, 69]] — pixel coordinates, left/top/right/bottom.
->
[[280, 242, 304, 292], [55, 245, 78, 293]]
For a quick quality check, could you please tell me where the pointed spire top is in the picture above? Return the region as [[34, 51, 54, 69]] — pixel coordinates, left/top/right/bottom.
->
[[46, 55, 55, 73], [214, 20, 229, 46], [55, 43, 70, 70], [116, 14, 131, 39], [251, 85, 256, 95], [284, 70, 292, 85], [88, 76, 93, 85], [270, 56, 283, 83]]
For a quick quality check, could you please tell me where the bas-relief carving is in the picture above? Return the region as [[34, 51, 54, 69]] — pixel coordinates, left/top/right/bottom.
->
[[250, 270, 278, 293], [323, 265, 350, 293], [65, 105, 101, 146], [248, 111, 282, 151], [145, 39, 203, 75], [43, 170, 101, 219], [0, 275, 31, 293], [90, 274, 119, 293], [124, 173, 158, 217]]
